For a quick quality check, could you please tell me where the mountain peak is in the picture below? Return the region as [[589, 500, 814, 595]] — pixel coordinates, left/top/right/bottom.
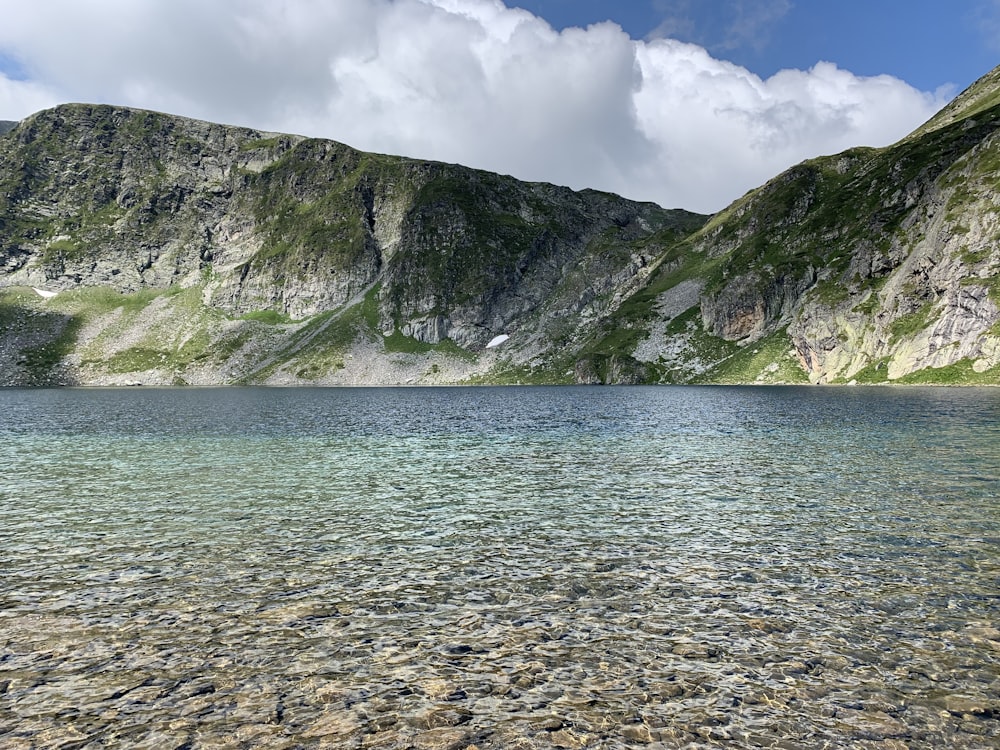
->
[[907, 64, 1000, 141]]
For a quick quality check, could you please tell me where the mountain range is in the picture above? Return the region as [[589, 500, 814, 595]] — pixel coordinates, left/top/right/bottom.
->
[[1, 65, 998, 386]]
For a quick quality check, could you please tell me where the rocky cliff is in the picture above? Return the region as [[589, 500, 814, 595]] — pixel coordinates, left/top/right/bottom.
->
[[1, 64, 999, 386], [585, 65, 1000, 385]]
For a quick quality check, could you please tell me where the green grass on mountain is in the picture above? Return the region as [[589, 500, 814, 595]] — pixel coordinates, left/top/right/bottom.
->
[[696, 327, 808, 385], [889, 302, 936, 343], [893, 358, 1000, 385], [240, 309, 294, 325]]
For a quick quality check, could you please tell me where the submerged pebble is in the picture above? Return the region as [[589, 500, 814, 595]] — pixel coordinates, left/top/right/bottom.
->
[[1, 386, 999, 748]]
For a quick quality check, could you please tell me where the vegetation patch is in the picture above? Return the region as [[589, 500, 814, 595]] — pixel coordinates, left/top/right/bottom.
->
[[945, 183, 976, 218], [61, 285, 224, 377], [380, 329, 435, 354], [893, 358, 1000, 385], [239, 136, 287, 152], [59, 285, 173, 317], [245, 310, 342, 382], [360, 284, 381, 331], [18, 316, 83, 385], [378, 330, 474, 361], [578, 238, 717, 369], [84, 324, 214, 375], [889, 302, 935, 343], [580, 324, 646, 363], [243, 292, 375, 382], [400, 171, 541, 310], [977, 274, 1000, 307], [850, 358, 892, 384], [810, 277, 851, 307], [851, 280, 889, 315], [211, 327, 255, 361], [629, 307, 743, 384], [245, 142, 393, 274], [959, 245, 991, 265], [679, 314, 739, 365], [698, 327, 808, 384], [240, 309, 293, 325], [41, 237, 86, 263], [103, 346, 167, 373], [468, 362, 574, 386]]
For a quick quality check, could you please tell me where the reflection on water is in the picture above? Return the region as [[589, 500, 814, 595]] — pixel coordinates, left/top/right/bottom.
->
[[1, 386, 999, 748]]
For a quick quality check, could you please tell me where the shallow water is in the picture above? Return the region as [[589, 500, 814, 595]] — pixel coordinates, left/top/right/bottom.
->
[[1, 385, 999, 749]]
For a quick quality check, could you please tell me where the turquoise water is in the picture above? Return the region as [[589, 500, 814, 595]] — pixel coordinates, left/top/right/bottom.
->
[[1, 386, 999, 748]]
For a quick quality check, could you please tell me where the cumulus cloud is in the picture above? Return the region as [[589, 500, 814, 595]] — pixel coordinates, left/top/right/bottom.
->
[[0, 0, 947, 213], [0, 75, 59, 121]]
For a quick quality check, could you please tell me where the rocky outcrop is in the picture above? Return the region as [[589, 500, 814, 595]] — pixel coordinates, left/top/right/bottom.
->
[[783, 120, 1000, 382], [701, 270, 815, 342]]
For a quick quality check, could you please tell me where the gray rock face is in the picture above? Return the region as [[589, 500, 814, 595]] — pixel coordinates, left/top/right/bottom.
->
[[402, 315, 451, 345], [782, 130, 1000, 383], [701, 270, 814, 343]]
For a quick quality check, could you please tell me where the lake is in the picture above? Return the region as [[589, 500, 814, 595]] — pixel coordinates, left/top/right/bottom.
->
[[1, 385, 998, 748]]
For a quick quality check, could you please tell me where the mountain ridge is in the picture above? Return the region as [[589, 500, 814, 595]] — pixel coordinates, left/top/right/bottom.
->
[[1, 64, 999, 386], [576, 64, 1000, 385], [0, 103, 704, 385]]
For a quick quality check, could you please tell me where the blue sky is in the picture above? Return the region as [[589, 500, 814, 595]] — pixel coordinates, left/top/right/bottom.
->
[[514, 0, 998, 94], [0, 1, 988, 212]]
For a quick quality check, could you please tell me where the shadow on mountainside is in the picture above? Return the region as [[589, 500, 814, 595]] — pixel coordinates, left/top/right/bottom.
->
[[0, 298, 80, 386]]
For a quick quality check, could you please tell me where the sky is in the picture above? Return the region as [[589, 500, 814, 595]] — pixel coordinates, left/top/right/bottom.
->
[[0, 1, 996, 214]]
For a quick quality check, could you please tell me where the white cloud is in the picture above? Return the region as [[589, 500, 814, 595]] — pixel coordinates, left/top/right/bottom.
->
[[0, 74, 59, 121], [632, 42, 947, 210], [0, 0, 947, 213]]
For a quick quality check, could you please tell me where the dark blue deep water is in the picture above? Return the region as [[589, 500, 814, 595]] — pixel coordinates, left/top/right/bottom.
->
[[1, 386, 999, 748]]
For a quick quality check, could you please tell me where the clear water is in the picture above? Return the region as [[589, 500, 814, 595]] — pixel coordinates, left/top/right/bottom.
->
[[1, 385, 998, 749]]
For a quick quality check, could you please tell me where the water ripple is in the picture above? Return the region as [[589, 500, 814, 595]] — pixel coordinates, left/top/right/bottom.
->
[[0, 386, 998, 748]]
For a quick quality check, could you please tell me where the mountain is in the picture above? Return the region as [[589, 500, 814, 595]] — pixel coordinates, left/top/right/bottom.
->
[[1, 64, 999, 386], [0, 121, 16, 136], [599, 64, 1000, 386], [0, 104, 704, 385]]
